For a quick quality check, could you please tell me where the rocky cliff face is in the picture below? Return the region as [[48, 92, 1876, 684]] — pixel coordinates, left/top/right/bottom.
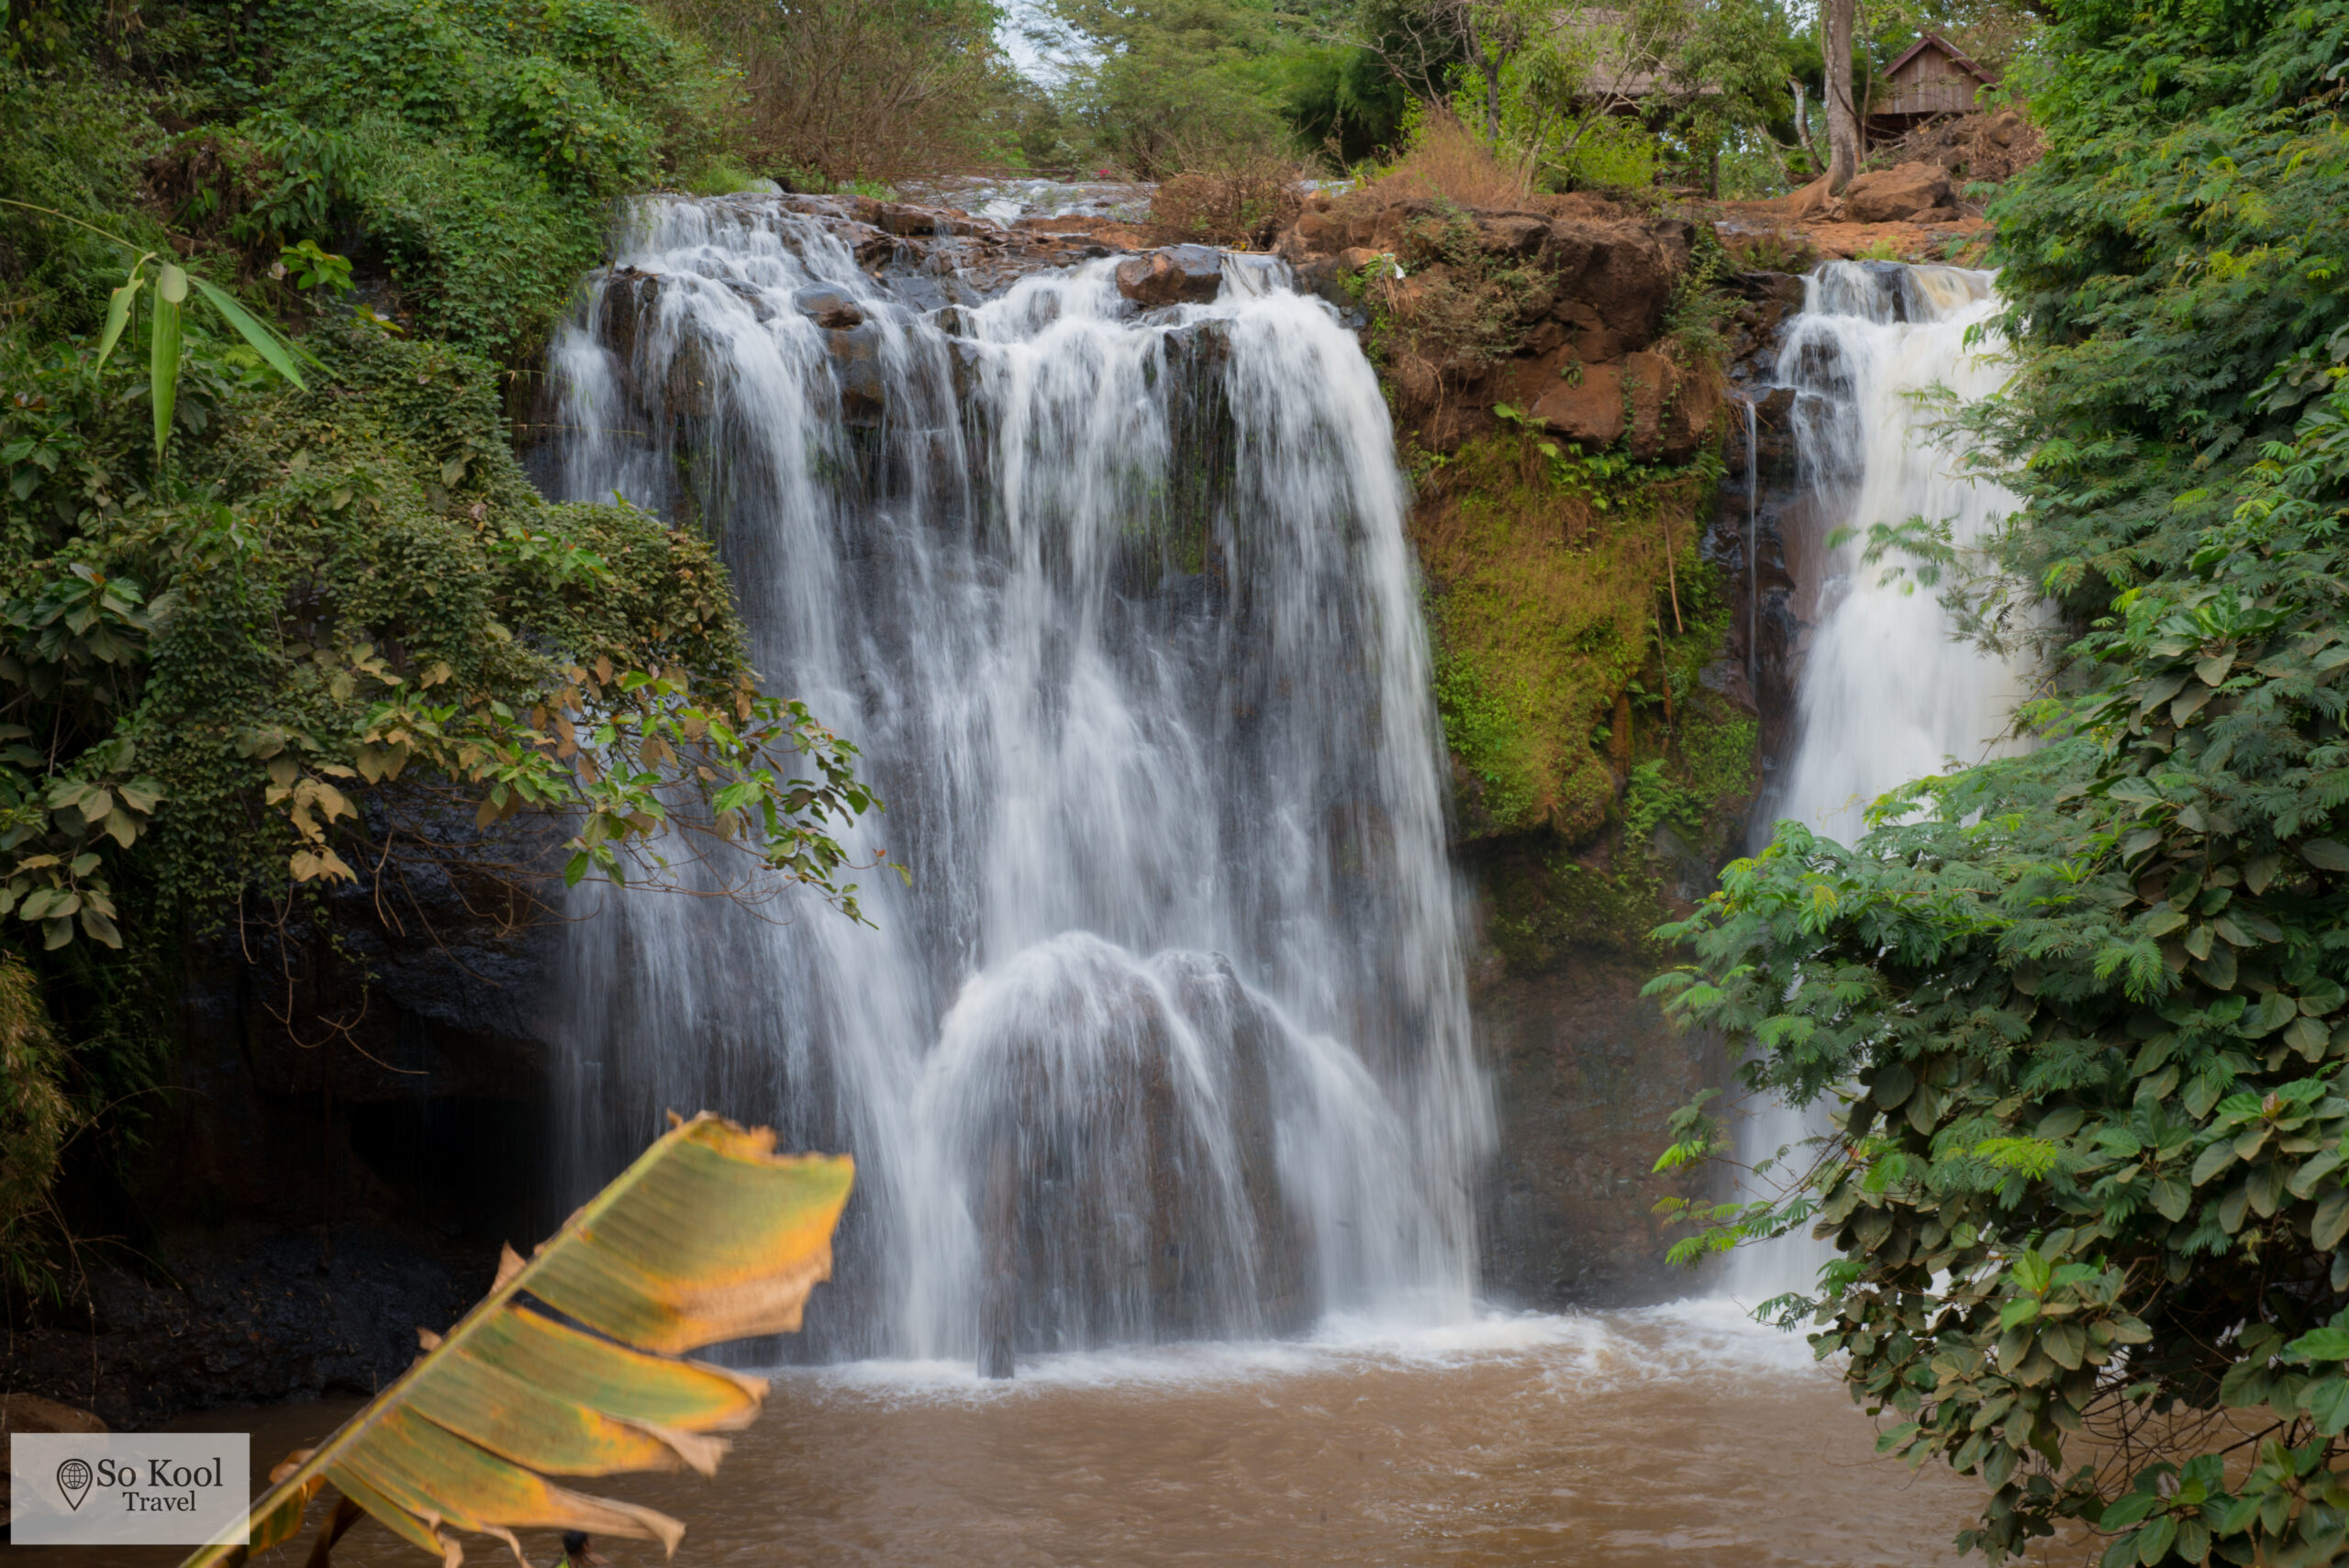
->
[[4, 187, 1813, 1422], [1263, 186, 1812, 1310], [1276, 188, 1722, 462]]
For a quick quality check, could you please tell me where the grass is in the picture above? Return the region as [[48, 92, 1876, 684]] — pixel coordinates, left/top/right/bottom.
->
[[1355, 108, 1534, 210]]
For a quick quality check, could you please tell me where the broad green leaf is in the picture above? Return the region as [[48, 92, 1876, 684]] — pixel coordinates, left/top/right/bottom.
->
[[180, 1115, 852, 1568], [2135, 1514, 2176, 1566], [190, 277, 308, 391], [95, 266, 146, 369], [2191, 1140, 2237, 1185], [2316, 1187, 2349, 1251], [2287, 1326, 2349, 1362], [2099, 1492, 2163, 1529], [2220, 1355, 2273, 1407], [2011, 1248, 2053, 1295], [150, 287, 182, 461], [2303, 839, 2349, 872], [2302, 1374, 2349, 1435], [2286, 1014, 2330, 1060], [2289, 1150, 2341, 1198]]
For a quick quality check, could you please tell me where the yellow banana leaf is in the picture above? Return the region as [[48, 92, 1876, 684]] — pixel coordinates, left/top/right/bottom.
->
[[179, 1113, 852, 1568]]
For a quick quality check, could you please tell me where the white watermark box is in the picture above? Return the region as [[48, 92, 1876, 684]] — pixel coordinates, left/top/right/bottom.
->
[[9, 1432, 251, 1545]]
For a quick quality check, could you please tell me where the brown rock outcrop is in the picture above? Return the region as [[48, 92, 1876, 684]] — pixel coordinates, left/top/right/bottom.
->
[[1115, 245, 1224, 307], [1529, 349, 1715, 463], [1531, 362, 1627, 448], [1542, 220, 1675, 347], [1842, 161, 1956, 223]]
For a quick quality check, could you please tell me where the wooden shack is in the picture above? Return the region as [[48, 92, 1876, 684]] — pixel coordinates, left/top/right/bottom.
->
[[1869, 34, 1996, 134]]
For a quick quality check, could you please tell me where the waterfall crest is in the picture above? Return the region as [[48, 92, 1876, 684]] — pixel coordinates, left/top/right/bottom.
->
[[1727, 261, 2032, 1306], [541, 196, 1488, 1362]]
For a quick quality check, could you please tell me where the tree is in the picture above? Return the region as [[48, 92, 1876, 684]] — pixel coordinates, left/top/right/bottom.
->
[[1650, 0, 2349, 1559], [1820, 0, 1858, 189]]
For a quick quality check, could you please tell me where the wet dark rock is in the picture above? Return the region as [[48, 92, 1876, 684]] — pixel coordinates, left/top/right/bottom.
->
[[1115, 245, 1224, 307], [825, 322, 886, 423], [874, 202, 985, 239], [835, 221, 896, 268], [1468, 840, 1731, 1310], [794, 284, 865, 329], [1, 1225, 483, 1430]]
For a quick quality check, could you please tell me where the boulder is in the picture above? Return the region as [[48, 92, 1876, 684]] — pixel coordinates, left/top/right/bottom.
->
[[1474, 212, 1549, 256], [1842, 162, 1955, 224], [874, 202, 974, 238], [1291, 206, 1350, 254], [1, 1393, 107, 1518], [1555, 300, 1627, 364], [1542, 220, 1675, 349], [1115, 245, 1224, 307], [1531, 350, 1706, 462], [1531, 361, 1627, 449], [836, 221, 896, 268], [1, 1394, 106, 1436], [824, 322, 885, 422], [793, 284, 865, 330]]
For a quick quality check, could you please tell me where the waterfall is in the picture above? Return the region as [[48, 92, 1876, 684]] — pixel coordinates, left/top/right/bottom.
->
[[1725, 261, 2032, 1307], [540, 196, 1488, 1365]]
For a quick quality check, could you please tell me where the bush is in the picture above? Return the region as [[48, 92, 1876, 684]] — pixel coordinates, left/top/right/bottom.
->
[[1651, 0, 2349, 1562]]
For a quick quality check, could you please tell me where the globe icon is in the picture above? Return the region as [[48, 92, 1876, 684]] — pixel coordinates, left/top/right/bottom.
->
[[56, 1457, 94, 1509]]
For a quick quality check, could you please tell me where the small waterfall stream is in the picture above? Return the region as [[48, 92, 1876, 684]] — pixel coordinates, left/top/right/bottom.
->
[[1726, 261, 2033, 1306], [540, 196, 1488, 1365]]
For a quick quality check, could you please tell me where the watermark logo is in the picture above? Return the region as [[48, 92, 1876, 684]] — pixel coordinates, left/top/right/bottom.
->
[[9, 1433, 250, 1545]]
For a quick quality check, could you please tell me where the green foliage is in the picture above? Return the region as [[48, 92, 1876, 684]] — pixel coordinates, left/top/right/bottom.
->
[[1045, 0, 1298, 172], [1623, 757, 1704, 842], [1361, 0, 1809, 192], [0, 0, 740, 366], [1418, 429, 1734, 842], [0, 956, 77, 1300], [1650, 0, 2349, 1560], [0, 66, 171, 335], [4, 320, 877, 934], [1561, 114, 1660, 188], [656, 0, 1010, 185]]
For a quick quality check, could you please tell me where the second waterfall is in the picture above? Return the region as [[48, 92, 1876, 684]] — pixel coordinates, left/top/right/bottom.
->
[[1728, 261, 2034, 1306], [540, 196, 1488, 1366]]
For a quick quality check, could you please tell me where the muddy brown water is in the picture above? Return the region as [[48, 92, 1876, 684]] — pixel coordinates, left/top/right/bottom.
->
[[18, 1304, 1998, 1568]]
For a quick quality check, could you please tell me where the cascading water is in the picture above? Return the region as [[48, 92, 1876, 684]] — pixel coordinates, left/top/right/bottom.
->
[[1725, 261, 2033, 1306], [540, 195, 1488, 1366]]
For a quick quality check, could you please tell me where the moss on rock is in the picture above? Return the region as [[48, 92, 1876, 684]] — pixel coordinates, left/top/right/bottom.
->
[[1415, 428, 1744, 849]]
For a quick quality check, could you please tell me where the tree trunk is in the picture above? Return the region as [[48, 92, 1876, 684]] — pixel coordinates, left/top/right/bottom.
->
[[1823, 0, 1861, 192]]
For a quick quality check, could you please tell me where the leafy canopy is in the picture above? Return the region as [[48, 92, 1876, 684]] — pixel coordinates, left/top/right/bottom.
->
[[1650, 0, 2349, 1562]]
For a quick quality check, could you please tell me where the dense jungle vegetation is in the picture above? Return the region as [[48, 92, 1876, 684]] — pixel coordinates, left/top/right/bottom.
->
[[0, 0, 2019, 1299], [22, 0, 2349, 1562], [1650, 0, 2349, 1560]]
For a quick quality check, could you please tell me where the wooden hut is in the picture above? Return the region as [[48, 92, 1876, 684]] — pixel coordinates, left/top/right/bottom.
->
[[1869, 34, 1997, 134]]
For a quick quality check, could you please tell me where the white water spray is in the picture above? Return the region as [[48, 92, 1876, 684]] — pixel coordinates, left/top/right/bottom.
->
[[541, 196, 1488, 1364], [1725, 262, 2032, 1306]]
